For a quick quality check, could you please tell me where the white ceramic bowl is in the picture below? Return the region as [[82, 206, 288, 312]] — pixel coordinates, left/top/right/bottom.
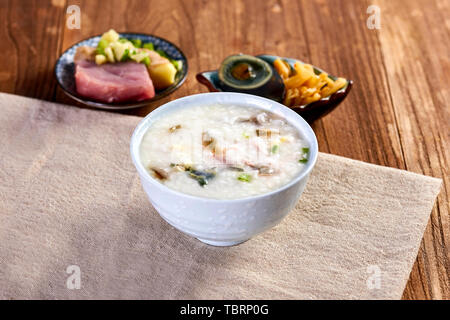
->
[[130, 92, 318, 246]]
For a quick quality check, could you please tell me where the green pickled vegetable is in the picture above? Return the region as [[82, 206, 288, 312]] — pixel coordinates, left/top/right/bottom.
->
[[172, 60, 183, 71], [111, 42, 130, 61], [94, 30, 160, 66], [156, 49, 168, 58], [96, 38, 110, 55], [131, 39, 142, 48], [121, 49, 130, 61], [130, 51, 149, 63], [143, 42, 154, 50]]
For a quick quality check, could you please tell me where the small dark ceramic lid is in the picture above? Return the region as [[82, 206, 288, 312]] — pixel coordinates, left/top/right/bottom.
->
[[218, 54, 273, 90]]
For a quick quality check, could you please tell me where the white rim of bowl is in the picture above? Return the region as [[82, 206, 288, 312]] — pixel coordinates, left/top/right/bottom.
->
[[130, 92, 318, 203]]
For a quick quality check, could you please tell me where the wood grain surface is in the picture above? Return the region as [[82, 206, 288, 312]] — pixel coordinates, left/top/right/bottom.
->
[[0, 0, 448, 299]]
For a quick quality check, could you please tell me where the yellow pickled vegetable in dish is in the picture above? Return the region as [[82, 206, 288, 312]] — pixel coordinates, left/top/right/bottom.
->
[[274, 58, 347, 107]]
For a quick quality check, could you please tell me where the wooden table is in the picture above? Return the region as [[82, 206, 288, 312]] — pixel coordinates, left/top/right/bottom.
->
[[0, 0, 448, 299]]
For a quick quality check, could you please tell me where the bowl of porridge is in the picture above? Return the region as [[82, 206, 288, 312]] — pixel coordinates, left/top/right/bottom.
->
[[130, 92, 318, 246]]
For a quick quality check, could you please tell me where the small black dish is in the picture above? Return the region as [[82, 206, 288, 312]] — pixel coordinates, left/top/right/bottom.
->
[[55, 33, 188, 110], [196, 54, 352, 123]]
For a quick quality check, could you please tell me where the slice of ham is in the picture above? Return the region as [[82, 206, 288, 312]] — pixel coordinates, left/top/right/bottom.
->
[[75, 60, 155, 103]]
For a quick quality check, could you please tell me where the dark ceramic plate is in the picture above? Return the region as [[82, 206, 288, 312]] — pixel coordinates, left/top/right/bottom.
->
[[196, 54, 352, 123], [55, 33, 188, 110]]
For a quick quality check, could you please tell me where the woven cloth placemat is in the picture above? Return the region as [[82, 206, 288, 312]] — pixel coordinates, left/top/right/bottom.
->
[[0, 93, 441, 299]]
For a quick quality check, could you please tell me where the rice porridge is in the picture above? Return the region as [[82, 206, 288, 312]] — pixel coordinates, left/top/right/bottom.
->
[[139, 104, 310, 199]]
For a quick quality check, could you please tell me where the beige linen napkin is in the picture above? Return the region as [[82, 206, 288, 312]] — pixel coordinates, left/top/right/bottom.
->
[[0, 93, 441, 300]]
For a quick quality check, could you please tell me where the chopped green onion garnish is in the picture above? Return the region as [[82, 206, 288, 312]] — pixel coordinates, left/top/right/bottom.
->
[[143, 42, 154, 50], [118, 38, 129, 43], [142, 56, 150, 66], [242, 132, 250, 139], [272, 145, 279, 154], [299, 147, 310, 163], [237, 173, 252, 182]]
